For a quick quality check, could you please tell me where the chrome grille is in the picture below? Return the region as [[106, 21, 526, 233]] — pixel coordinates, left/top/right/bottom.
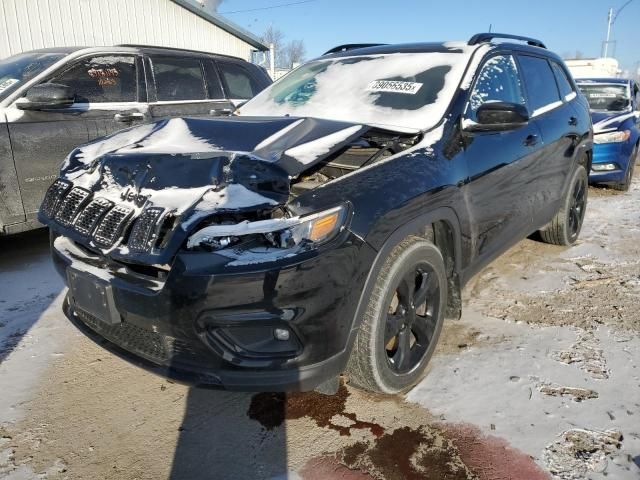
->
[[128, 207, 164, 253], [41, 179, 71, 218], [74, 198, 114, 236], [55, 187, 91, 226], [92, 205, 133, 248]]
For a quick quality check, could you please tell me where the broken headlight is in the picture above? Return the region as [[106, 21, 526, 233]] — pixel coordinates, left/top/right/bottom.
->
[[187, 205, 348, 251]]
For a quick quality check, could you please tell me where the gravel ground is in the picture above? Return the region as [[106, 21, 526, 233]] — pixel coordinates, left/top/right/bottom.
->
[[0, 173, 639, 480]]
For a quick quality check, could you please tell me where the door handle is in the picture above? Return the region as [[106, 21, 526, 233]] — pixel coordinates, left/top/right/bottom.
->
[[114, 112, 145, 122], [568, 116, 578, 126], [210, 108, 233, 116], [523, 134, 539, 147]]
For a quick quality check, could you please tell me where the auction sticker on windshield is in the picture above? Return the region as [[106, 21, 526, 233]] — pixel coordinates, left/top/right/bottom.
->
[[367, 80, 423, 95], [0, 78, 19, 93]]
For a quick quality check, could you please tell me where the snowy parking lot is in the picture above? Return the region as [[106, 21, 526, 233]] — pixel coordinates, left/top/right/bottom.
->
[[1, 174, 639, 480]]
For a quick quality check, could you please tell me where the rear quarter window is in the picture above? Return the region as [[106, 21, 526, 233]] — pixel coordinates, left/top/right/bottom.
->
[[217, 62, 261, 100], [551, 62, 575, 99], [518, 55, 562, 114]]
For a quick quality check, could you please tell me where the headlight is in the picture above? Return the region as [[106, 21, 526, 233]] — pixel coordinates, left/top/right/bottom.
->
[[187, 205, 348, 251], [594, 130, 631, 144]]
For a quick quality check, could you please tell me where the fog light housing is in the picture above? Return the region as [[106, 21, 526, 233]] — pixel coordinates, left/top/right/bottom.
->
[[592, 163, 617, 171], [273, 328, 290, 341]]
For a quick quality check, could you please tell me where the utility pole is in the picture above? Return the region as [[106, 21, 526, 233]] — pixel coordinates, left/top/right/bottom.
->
[[604, 7, 613, 57], [602, 0, 636, 58]]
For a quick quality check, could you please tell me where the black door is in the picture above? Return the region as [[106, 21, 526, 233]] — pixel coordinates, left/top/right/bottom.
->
[[7, 54, 149, 218], [147, 55, 234, 120], [460, 54, 545, 263], [517, 55, 579, 220]]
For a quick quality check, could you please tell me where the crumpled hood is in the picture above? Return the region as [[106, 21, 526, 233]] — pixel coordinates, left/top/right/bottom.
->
[[41, 116, 368, 264], [591, 110, 639, 133]]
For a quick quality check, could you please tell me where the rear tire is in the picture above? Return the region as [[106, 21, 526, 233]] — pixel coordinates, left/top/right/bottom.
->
[[539, 165, 588, 246], [346, 236, 447, 394], [614, 145, 637, 191]]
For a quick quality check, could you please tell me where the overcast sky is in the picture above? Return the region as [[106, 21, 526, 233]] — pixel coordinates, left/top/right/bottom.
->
[[216, 0, 639, 75]]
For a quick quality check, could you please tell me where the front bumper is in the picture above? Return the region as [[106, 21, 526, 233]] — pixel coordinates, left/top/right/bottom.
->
[[53, 233, 375, 391], [589, 142, 633, 183]]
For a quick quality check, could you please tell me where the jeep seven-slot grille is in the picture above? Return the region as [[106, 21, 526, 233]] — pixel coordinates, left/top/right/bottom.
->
[[45, 180, 169, 253], [128, 207, 164, 252], [55, 187, 91, 226], [41, 179, 72, 218], [93, 205, 133, 248], [75, 198, 114, 236]]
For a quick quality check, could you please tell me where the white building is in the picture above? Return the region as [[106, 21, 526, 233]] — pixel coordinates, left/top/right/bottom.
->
[[0, 0, 269, 61], [565, 58, 621, 79]]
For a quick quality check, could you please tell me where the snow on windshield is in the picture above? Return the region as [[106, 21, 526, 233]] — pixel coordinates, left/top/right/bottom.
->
[[239, 51, 472, 132]]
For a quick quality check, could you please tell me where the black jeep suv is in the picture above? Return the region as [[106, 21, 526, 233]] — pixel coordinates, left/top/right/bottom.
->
[[41, 33, 592, 394]]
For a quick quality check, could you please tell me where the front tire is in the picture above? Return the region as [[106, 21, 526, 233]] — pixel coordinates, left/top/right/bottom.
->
[[539, 165, 588, 246], [614, 145, 637, 191], [346, 236, 447, 394]]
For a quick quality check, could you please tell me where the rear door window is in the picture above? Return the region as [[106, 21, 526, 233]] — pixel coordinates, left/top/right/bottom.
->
[[550, 62, 575, 100], [468, 55, 526, 120], [50, 55, 137, 103], [517, 55, 562, 114], [151, 56, 206, 102], [217, 61, 260, 99]]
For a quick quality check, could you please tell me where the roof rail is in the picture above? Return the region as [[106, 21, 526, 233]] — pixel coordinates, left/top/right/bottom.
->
[[468, 33, 547, 49], [323, 43, 388, 55], [115, 44, 242, 60]]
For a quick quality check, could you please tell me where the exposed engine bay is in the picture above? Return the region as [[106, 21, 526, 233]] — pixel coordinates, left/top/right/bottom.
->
[[290, 130, 421, 195]]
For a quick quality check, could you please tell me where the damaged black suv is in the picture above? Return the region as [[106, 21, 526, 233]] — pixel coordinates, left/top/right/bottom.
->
[[41, 33, 592, 394]]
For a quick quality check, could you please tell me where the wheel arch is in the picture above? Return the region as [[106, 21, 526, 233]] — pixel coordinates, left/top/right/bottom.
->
[[350, 207, 463, 340]]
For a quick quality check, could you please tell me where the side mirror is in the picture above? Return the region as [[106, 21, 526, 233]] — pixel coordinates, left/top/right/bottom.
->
[[16, 83, 75, 111], [464, 102, 530, 132]]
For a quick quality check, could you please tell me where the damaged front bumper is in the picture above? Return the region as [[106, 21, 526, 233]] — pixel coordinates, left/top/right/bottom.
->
[[52, 231, 375, 391]]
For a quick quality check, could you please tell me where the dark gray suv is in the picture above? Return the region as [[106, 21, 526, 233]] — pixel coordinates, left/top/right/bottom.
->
[[0, 45, 271, 235]]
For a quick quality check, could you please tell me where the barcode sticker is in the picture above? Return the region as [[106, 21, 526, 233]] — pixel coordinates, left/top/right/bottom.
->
[[367, 80, 423, 95]]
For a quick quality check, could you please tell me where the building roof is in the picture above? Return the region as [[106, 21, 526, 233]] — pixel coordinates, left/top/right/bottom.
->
[[170, 0, 269, 51]]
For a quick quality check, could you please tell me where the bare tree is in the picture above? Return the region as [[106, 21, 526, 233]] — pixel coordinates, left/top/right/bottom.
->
[[261, 26, 287, 69], [284, 39, 306, 68], [562, 50, 584, 60]]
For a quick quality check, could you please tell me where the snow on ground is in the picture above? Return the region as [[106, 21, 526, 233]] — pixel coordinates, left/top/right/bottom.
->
[[0, 175, 639, 479]]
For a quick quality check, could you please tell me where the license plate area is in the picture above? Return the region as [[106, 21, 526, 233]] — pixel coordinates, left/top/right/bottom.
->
[[67, 269, 121, 325]]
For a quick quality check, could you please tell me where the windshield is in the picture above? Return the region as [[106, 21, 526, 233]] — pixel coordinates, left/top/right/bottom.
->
[[577, 83, 630, 112], [238, 51, 471, 132], [0, 52, 67, 101]]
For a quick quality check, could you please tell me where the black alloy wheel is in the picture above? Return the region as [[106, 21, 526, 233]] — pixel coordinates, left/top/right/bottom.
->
[[568, 173, 587, 241], [384, 264, 440, 374]]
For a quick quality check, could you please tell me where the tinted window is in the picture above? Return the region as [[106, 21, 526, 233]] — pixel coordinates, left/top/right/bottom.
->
[[518, 56, 561, 112], [551, 62, 574, 98], [468, 55, 525, 120], [51, 55, 137, 103], [218, 62, 259, 99], [0, 52, 66, 101], [152, 57, 206, 101], [204, 61, 224, 99]]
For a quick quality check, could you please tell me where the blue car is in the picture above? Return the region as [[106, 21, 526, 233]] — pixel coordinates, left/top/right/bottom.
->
[[576, 78, 640, 191]]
